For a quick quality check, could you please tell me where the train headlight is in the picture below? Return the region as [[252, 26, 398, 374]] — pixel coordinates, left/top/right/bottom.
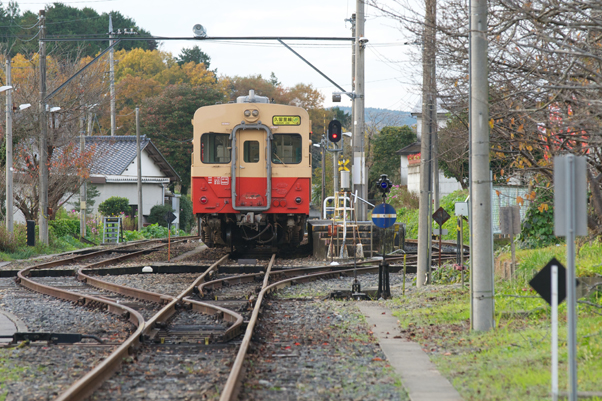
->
[[252, 110, 259, 116], [272, 200, 279, 207], [200, 196, 208, 204], [244, 110, 251, 117], [295, 197, 302, 204]]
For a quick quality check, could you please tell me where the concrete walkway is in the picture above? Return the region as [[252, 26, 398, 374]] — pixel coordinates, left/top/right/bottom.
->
[[0, 310, 27, 344], [358, 303, 463, 401]]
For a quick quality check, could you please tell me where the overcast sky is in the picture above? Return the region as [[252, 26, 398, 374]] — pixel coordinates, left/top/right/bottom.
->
[[19, 0, 421, 111]]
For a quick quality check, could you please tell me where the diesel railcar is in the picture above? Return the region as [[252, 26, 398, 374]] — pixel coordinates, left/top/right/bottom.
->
[[191, 90, 312, 249]]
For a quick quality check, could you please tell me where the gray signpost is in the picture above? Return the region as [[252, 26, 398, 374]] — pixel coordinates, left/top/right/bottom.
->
[[553, 155, 587, 401], [500, 206, 521, 278]]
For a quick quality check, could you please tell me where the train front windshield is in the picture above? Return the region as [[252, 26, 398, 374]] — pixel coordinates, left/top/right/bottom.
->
[[201, 133, 231, 163], [271, 134, 302, 164]]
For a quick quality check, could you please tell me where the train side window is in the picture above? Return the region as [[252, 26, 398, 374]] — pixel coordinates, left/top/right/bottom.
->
[[272, 134, 302, 164], [243, 141, 260, 163], [201, 133, 231, 163]]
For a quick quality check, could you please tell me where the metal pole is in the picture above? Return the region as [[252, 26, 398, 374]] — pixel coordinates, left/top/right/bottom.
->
[[551, 264, 558, 401], [470, 0, 494, 331], [334, 148, 339, 196], [79, 106, 86, 237], [460, 216, 464, 287], [565, 156, 577, 401], [5, 58, 13, 233], [353, 0, 366, 221], [417, 0, 436, 288], [38, 10, 49, 245], [109, 15, 116, 136], [321, 137, 326, 218], [136, 107, 143, 231]]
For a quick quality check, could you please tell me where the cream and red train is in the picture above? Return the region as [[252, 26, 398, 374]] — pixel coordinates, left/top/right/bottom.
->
[[191, 90, 311, 249]]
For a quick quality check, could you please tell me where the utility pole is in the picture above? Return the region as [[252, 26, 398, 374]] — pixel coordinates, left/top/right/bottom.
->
[[109, 14, 116, 136], [353, 0, 366, 221], [5, 58, 13, 234], [470, 0, 494, 331], [322, 114, 326, 216], [136, 107, 143, 231], [38, 10, 49, 245], [79, 105, 86, 238], [417, 0, 437, 287]]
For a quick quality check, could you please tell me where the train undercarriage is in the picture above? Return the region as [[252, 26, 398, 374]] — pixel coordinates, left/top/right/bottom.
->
[[199, 212, 306, 250]]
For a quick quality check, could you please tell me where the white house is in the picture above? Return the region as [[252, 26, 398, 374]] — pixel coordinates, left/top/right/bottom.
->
[[398, 98, 462, 196], [85, 136, 180, 222]]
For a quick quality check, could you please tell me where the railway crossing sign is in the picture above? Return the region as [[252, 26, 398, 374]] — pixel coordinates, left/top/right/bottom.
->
[[432, 206, 451, 226], [529, 257, 580, 306], [372, 203, 397, 229], [338, 159, 350, 172], [164, 211, 177, 225]]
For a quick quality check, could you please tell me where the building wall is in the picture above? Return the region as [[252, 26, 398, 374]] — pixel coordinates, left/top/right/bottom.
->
[[408, 164, 421, 194], [121, 151, 165, 178], [400, 156, 409, 186], [407, 163, 462, 197], [93, 182, 164, 216]]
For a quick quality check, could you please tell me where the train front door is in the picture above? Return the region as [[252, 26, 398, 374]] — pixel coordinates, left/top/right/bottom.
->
[[235, 129, 268, 209]]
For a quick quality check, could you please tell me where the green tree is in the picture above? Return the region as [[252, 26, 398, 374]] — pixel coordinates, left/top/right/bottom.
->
[[141, 84, 227, 194], [69, 185, 100, 214], [98, 196, 130, 216], [369, 125, 416, 186], [179, 195, 193, 232], [147, 204, 175, 227], [15, 6, 155, 58], [176, 46, 211, 69]]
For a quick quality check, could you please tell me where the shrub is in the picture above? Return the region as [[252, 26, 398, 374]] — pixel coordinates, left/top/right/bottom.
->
[[0, 224, 27, 253], [122, 215, 138, 231], [123, 230, 145, 241], [387, 185, 419, 210], [141, 223, 185, 239], [49, 219, 80, 238], [147, 204, 175, 227], [179, 196, 193, 232], [98, 196, 131, 216], [518, 186, 556, 248]]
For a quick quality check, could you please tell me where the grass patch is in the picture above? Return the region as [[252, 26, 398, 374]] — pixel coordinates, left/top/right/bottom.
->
[[389, 241, 602, 400]]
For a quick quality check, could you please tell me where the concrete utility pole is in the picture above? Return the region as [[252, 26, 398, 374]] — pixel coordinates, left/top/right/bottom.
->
[[470, 0, 494, 331], [136, 107, 143, 231], [417, 0, 437, 287], [79, 106, 86, 238], [353, 0, 366, 221], [109, 15, 116, 136], [5, 58, 13, 234], [38, 10, 49, 245]]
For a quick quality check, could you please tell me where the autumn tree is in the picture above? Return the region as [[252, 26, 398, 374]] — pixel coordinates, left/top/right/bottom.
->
[[141, 84, 227, 194], [1, 52, 104, 221], [371, 0, 602, 235], [95, 48, 224, 135]]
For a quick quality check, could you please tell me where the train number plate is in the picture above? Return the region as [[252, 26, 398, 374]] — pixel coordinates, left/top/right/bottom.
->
[[272, 115, 301, 126]]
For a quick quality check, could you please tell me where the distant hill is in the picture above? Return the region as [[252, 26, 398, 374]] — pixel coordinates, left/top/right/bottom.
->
[[331, 106, 416, 129]]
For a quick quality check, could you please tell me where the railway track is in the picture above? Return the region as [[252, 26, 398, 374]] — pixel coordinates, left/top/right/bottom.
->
[[1, 238, 468, 400]]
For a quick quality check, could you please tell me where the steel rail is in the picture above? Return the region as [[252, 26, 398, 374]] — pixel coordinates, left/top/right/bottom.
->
[[16, 266, 146, 401], [78, 253, 243, 342], [27, 236, 200, 270], [13, 236, 201, 400], [55, 255, 232, 399], [217, 254, 466, 400], [220, 254, 276, 401]]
